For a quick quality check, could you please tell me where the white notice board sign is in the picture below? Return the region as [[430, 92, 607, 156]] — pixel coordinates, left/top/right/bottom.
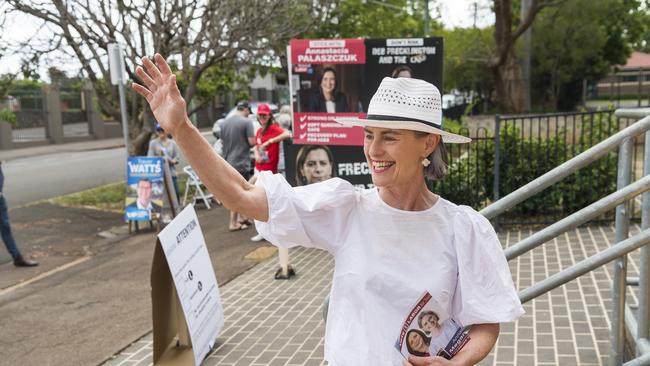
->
[[107, 43, 126, 85], [157, 205, 224, 365]]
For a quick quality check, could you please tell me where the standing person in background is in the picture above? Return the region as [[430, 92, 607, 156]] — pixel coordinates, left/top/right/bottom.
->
[[276, 105, 293, 130], [267, 104, 295, 279], [148, 123, 180, 201], [250, 103, 292, 245], [252, 103, 291, 175], [391, 65, 413, 78], [307, 67, 350, 113], [220, 101, 255, 231], [0, 162, 38, 267], [275, 105, 293, 176]]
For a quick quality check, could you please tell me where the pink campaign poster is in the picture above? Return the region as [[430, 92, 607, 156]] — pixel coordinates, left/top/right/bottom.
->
[[289, 38, 366, 146], [284, 37, 443, 189]]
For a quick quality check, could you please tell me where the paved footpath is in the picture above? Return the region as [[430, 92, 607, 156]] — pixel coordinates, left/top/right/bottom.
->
[[105, 223, 644, 366]]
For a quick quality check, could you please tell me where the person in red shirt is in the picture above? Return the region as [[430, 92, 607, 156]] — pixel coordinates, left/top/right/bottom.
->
[[250, 104, 293, 280], [253, 103, 291, 174]]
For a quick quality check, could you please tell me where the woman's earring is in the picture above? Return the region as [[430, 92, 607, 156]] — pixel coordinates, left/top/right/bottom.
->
[[422, 157, 431, 167]]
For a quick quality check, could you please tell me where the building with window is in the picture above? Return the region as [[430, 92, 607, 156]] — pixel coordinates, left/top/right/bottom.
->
[[596, 52, 650, 98]]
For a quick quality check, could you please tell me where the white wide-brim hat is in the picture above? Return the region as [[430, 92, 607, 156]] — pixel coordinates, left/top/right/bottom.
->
[[335, 77, 471, 144]]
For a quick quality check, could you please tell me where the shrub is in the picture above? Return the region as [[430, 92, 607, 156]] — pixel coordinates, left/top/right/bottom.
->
[[442, 117, 462, 134], [434, 113, 619, 220], [0, 109, 17, 128]]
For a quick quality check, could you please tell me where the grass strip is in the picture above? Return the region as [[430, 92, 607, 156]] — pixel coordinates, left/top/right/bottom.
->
[[50, 175, 189, 212]]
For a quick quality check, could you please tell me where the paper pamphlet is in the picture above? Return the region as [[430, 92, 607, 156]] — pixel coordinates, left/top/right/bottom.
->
[[395, 291, 471, 360]]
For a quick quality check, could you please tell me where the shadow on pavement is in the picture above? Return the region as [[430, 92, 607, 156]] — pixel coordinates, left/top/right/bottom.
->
[[0, 201, 275, 366]]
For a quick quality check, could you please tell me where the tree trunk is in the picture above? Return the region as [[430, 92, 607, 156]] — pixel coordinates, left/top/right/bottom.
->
[[492, 48, 527, 113], [491, 0, 553, 113], [130, 109, 153, 156]]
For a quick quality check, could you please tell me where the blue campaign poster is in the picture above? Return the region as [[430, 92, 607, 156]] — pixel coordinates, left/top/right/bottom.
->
[[124, 156, 165, 221]]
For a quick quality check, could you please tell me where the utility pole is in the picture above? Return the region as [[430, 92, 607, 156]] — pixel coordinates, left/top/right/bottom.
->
[[521, 0, 532, 112], [108, 43, 130, 156], [473, 2, 478, 28]]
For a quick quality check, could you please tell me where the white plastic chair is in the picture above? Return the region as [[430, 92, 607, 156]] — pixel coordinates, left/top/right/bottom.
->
[[182, 166, 214, 209]]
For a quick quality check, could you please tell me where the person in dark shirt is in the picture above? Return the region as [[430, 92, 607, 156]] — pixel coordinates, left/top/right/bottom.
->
[[306, 67, 350, 113], [220, 101, 255, 231], [0, 162, 38, 267]]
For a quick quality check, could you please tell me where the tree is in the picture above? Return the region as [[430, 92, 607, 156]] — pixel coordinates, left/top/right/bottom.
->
[[6, 0, 332, 154], [531, 0, 647, 110], [0, 6, 6, 61], [441, 27, 494, 97], [490, 0, 560, 113], [0, 74, 16, 99], [310, 0, 440, 39], [47, 67, 68, 87]]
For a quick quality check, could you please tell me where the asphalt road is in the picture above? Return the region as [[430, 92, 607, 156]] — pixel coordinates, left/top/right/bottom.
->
[[3, 147, 127, 207], [2, 133, 210, 207]]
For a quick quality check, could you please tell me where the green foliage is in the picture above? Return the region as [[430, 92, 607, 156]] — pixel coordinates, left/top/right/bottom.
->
[[235, 90, 252, 103], [0, 109, 17, 127], [435, 113, 618, 219], [309, 0, 440, 38], [171, 60, 248, 113], [0, 74, 16, 99], [53, 182, 126, 212], [438, 27, 494, 95], [195, 64, 241, 101], [48, 66, 84, 91], [531, 0, 647, 110], [438, 0, 648, 111], [19, 57, 40, 81], [10, 78, 43, 90], [633, 10, 650, 53], [435, 131, 491, 209], [600, 0, 649, 63], [442, 117, 462, 134]]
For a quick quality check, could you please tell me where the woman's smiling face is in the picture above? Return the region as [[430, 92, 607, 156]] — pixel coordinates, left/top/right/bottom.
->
[[363, 127, 435, 188], [420, 313, 440, 334], [257, 113, 271, 126], [407, 331, 428, 353], [321, 70, 336, 95]]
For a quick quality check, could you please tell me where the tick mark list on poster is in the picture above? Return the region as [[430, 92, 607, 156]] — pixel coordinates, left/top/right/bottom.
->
[[300, 132, 350, 143]]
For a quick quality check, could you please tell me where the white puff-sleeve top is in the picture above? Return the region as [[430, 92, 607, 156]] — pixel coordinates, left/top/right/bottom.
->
[[254, 172, 524, 366]]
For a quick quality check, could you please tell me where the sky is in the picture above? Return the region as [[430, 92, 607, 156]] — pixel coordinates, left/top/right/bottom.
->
[[0, 0, 495, 78], [437, 0, 494, 28]]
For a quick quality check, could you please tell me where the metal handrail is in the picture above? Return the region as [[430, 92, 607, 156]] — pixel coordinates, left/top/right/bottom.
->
[[518, 228, 650, 303], [504, 174, 650, 260], [483, 108, 650, 365], [480, 112, 650, 219], [624, 338, 650, 366]]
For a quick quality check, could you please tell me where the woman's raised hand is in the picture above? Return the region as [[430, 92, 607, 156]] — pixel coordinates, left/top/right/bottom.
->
[[132, 54, 188, 135]]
